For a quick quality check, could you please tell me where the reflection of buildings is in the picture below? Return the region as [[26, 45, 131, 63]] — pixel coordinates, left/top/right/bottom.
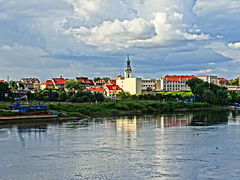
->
[[156, 114, 193, 128], [116, 114, 193, 132], [116, 117, 137, 147], [116, 117, 137, 132]]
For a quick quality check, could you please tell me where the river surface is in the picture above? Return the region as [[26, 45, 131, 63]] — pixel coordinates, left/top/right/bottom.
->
[[1, 110, 240, 180]]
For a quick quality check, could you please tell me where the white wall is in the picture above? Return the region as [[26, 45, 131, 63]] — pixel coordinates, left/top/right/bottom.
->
[[116, 78, 142, 94]]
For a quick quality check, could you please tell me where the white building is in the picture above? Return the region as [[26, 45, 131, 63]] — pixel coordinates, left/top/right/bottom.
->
[[141, 79, 156, 92], [116, 56, 142, 95], [198, 76, 218, 85], [117, 77, 142, 95], [156, 75, 196, 92]]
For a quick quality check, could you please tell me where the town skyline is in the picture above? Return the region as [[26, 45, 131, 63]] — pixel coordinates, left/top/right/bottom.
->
[[0, 0, 240, 81]]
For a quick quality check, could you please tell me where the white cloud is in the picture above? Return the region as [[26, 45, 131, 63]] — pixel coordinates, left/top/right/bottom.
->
[[228, 42, 240, 49], [206, 42, 240, 62], [65, 2, 209, 50], [193, 69, 213, 74], [193, 0, 240, 17], [0, 0, 240, 80]]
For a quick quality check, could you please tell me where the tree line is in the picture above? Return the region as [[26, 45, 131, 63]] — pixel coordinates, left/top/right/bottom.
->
[[1, 78, 240, 105]]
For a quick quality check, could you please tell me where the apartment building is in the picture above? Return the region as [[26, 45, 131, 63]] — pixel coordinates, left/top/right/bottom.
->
[[156, 75, 196, 92]]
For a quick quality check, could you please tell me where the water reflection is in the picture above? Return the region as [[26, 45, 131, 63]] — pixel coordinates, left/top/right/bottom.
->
[[1, 110, 240, 179], [0, 110, 237, 145]]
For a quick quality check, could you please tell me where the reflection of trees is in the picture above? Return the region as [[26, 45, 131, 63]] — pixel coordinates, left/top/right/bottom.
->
[[190, 110, 229, 126], [17, 124, 48, 147]]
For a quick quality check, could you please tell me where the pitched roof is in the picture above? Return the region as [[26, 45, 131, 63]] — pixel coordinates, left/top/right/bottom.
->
[[162, 75, 196, 81], [20, 78, 40, 84], [76, 77, 95, 85], [84, 88, 105, 92], [52, 78, 65, 85], [40, 80, 53, 85], [105, 85, 122, 90], [218, 78, 228, 82], [113, 75, 123, 81], [107, 80, 116, 85]]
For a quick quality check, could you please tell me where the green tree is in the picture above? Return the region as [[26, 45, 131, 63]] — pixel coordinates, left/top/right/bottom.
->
[[117, 92, 130, 100], [216, 89, 228, 105], [64, 80, 84, 92], [58, 90, 67, 101], [102, 77, 110, 83], [93, 77, 101, 82], [230, 78, 239, 86], [0, 82, 10, 100], [8, 81, 18, 90], [202, 89, 216, 104]]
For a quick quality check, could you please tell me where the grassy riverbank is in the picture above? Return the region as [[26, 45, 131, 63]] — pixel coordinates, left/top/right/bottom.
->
[[47, 101, 226, 118]]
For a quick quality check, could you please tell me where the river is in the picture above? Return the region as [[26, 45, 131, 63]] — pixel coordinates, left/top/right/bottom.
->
[[0, 110, 240, 180]]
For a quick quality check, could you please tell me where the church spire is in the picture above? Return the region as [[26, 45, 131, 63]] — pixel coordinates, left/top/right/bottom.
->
[[124, 55, 132, 78]]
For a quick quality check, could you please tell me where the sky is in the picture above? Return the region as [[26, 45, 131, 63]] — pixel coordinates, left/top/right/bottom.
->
[[0, 0, 240, 82]]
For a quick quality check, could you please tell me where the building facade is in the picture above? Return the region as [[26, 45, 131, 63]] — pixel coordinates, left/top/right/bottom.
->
[[52, 78, 65, 89], [19, 78, 40, 90], [141, 79, 156, 92], [117, 77, 142, 95], [198, 76, 218, 85], [40, 80, 54, 90], [103, 85, 123, 96], [156, 75, 196, 92]]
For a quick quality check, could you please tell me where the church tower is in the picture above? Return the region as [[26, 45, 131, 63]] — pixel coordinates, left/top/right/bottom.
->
[[124, 55, 132, 78]]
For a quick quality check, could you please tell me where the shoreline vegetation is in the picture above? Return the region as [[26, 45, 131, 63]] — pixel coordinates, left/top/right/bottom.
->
[[47, 101, 227, 118], [0, 100, 229, 121]]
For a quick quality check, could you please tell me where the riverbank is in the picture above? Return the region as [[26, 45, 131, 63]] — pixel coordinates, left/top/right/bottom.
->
[[47, 101, 228, 118], [0, 101, 229, 120]]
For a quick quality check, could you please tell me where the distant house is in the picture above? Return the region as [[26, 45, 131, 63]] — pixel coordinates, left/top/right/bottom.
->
[[83, 88, 106, 95], [52, 78, 65, 89], [95, 79, 105, 86], [103, 85, 122, 97], [198, 76, 218, 85], [75, 77, 95, 87], [107, 80, 116, 85], [40, 80, 54, 90], [0, 80, 6, 84], [20, 78, 40, 90], [218, 78, 230, 86]]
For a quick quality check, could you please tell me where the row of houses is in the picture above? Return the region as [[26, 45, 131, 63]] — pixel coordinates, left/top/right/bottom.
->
[[0, 76, 123, 97], [0, 56, 238, 96]]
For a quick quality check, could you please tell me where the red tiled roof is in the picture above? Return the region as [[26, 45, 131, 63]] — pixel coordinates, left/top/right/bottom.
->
[[162, 75, 196, 81], [107, 80, 116, 85], [84, 88, 105, 92], [105, 85, 122, 90], [52, 78, 65, 85], [40, 80, 53, 85], [0, 80, 6, 83], [218, 78, 228, 82], [76, 77, 95, 85], [113, 75, 123, 81]]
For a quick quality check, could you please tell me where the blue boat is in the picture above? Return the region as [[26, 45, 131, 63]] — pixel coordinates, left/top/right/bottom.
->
[[17, 105, 47, 113]]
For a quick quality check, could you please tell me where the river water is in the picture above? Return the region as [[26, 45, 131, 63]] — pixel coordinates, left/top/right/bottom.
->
[[0, 110, 240, 180]]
